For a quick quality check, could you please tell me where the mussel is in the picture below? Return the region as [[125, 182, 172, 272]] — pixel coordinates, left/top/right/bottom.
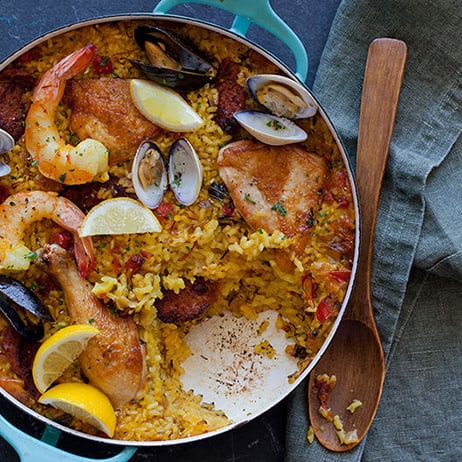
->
[[246, 74, 317, 120], [0, 275, 53, 341], [131, 140, 168, 209], [132, 137, 203, 208], [234, 110, 308, 146], [131, 25, 215, 90], [0, 128, 14, 177], [168, 137, 203, 206]]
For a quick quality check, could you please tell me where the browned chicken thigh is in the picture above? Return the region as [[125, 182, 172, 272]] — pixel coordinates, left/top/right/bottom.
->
[[217, 140, 327, 270], [37, 244, 146, 408], [63, 78, 161, 165]]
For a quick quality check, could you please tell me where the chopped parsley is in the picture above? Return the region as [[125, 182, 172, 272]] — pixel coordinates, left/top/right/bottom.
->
[[271, 201, 287, 217], [25, 251, 37, 261], [244, 193, 256, 204], [173, 173, 182, 186], [266, 119, 285, 131]]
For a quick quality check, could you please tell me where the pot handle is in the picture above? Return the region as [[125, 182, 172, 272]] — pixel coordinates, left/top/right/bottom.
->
[[0, 414, 137, 462], [153, 0, 309, 81]]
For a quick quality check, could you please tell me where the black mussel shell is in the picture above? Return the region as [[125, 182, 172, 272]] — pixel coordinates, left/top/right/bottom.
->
[[0, 297, 44, 341], [132, 25, 215, 90], [130, 59, 213, 90], [208, 182, 229, 201], [0, 275, 52, 320], [0, 275, 52, 341], [134, 25, 213, 74]]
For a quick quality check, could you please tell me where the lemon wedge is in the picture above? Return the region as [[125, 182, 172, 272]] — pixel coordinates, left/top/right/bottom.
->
[[130, 78, 203, 131], [38, 382, 116, 437], [79, 197, 162, 237], [32, 324, 99, 394]]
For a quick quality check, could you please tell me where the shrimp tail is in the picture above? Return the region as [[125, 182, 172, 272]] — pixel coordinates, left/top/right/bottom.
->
[[74, 237, 96, 279], [55, 44, 97, 80], [51, 195, 96, 278], [32, 44, 97, 100]]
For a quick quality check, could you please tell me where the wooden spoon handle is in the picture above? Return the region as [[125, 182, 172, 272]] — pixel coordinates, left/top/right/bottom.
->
[[350, 38, 407, 321]]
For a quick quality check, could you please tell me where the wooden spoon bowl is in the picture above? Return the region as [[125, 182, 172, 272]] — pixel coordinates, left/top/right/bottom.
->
[[308, 38, 407, 452]]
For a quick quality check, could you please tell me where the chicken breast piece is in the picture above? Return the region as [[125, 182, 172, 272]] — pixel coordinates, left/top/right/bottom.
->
[[217, 140, 327, 268], [63, 78, 161, 165], [37, 244, 146, 408]]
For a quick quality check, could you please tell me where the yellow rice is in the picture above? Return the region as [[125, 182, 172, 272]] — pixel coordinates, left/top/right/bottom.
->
[[0, 20, 355, 441]]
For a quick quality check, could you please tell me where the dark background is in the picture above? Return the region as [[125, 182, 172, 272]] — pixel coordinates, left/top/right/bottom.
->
[[0, 1, 341, 460]]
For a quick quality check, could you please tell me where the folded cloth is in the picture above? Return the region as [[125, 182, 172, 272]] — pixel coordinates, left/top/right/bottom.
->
[[285, 0, 462, 460]]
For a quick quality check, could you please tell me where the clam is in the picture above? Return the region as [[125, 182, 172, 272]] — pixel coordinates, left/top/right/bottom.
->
[[0, 162, 11, 177], [0, 128, 14, 153], [168, 137, 203, 206], [131, 25, 215, 90], [0, 128, 14, 177], [234, 110, 307, 146], [0, 275, 53, 341], [132, 140, 168, 209], [246, 74, 317, 119]]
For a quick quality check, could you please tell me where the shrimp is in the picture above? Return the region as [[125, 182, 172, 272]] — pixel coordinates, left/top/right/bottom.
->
[[25, 44, 109, 185], [0, 191, 95, 278]]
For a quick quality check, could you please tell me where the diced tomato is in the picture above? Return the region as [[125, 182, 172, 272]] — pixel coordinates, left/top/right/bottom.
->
[[314, 374, 336, 411], [336, 195, 350, 209], [92, 55, 113, 75], [125, 251, 152, 271], [328, 270, 351, 283], [316, 295, 336, 323], [155, 201, 175, 219], [223, 202, 235, 217], [49, 230, 74, 250]]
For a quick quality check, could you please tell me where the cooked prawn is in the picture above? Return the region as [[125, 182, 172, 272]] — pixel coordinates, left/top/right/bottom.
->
[[25, 44, 109, 185], [0, 191, 95, 278]]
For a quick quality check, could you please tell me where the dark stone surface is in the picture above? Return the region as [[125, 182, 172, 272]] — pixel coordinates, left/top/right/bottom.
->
[[0, 1, 341, 460], [0, 0, 341, 87]]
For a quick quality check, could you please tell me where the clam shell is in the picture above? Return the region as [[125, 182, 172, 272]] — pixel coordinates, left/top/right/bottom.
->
[[169, 138, 203, 206], [234, 110, 307, 146], [0, 162, 11, 178], [0, 128, 14, 153], [246, 74, 317, 119], [132, 140, 168, 209]]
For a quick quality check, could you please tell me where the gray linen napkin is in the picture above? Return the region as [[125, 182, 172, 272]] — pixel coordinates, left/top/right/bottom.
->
[[285, 0, 462, 460]]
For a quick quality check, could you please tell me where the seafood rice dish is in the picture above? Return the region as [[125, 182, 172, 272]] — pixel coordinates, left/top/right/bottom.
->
[[0, 20, 355, 441]]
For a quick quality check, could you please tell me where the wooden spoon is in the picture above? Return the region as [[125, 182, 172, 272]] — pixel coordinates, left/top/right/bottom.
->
[[307, 38, 407, 451]]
